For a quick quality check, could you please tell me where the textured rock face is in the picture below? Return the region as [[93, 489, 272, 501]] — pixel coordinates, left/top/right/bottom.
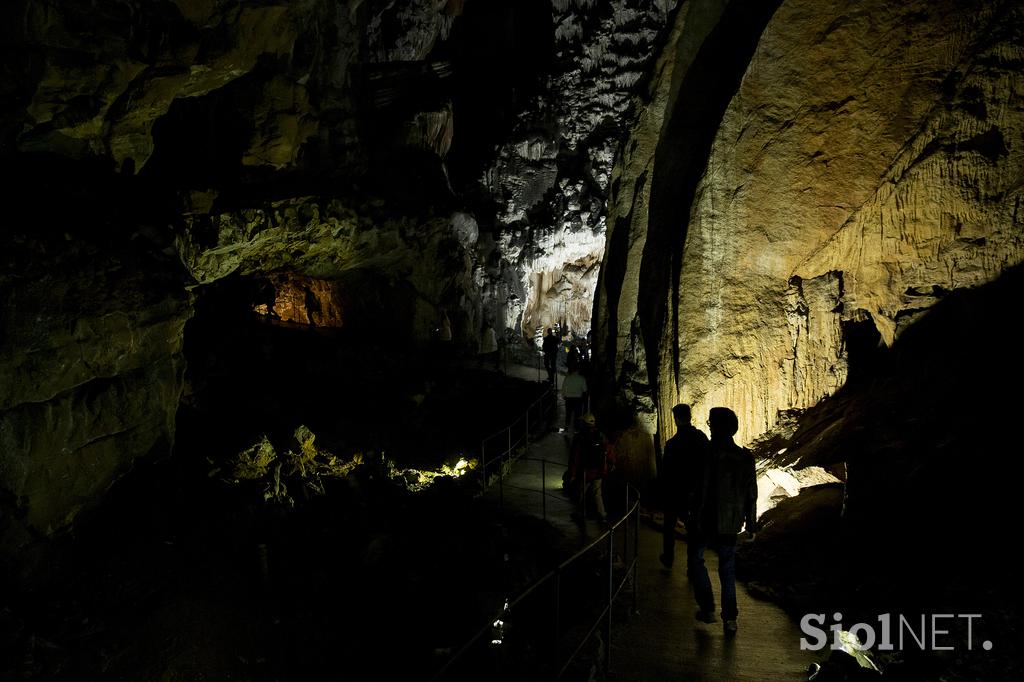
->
[[3, 0, 466, 178], [594, 0, 732, 430], [254, 274, 345, 327], [366, 0, 460, 63], [597, 0, 1024, 445], [178, 196, 479, 340], [486, 0, 678, 338], [0, 240, 190, 545], [12, 1, 318, 172]]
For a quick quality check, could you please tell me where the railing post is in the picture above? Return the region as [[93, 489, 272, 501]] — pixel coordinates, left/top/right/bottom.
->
[[633, 497, 639, 616], [481, 440, 487, 493], [541, 458, 547, 521], [554, 571, 561, 652], [606, 527, 614, 673]]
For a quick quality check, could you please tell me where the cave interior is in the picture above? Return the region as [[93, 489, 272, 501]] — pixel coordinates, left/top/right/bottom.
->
[[2, 0, 1023, 680]]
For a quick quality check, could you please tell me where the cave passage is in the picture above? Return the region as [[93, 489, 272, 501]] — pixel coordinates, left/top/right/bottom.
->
[[4, 0, 1024, 680]]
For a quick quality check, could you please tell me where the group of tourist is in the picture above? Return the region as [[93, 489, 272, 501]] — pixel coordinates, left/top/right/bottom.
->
[[563, 401, 757, 636]]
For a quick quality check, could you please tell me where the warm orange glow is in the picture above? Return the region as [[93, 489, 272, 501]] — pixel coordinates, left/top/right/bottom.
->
[[254, 274, 344, 327]]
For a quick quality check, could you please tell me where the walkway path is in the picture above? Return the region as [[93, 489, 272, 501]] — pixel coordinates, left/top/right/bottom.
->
[[480, 366, 819, 681], [608, 525, 817, 681]]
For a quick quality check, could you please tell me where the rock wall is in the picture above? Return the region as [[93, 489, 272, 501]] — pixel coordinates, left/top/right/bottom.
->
[[594, 0, 733, 430], [0, 236, 190, 554], [484, 0, 679, 339], [0, 0, 486, 555], [10, 1, 326, 172], [2, 0, 473, 183], [178, 196, 480, 341], [596, 0, 1024, 445]]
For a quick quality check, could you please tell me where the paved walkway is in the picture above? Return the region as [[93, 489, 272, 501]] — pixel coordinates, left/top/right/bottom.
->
[[608, 526, 817, 681], [480, 368, 818, 681]]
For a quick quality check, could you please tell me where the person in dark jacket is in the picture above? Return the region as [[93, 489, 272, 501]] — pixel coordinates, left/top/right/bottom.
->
[[659, 404, 709, 571], [542, 328, 559, 386], [567, 413, 615, 523], [690, 407, 758, 636]]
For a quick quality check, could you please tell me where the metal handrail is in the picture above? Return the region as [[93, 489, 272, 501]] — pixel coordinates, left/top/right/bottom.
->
[[430, 478, 641, 681], [478, 390, 556, 492]]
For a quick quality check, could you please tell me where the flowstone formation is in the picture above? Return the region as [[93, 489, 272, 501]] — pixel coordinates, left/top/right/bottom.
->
[[485, 0, 678, 338], [595, 0, 1024, 444]]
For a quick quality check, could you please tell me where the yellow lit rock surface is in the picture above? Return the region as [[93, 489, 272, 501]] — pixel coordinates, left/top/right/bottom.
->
[[256, 274, 345, 328], [597, 0, 1024, 445], [178, 197, 477, 340]]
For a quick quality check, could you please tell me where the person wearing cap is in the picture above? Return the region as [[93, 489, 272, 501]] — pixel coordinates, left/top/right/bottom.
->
[[567, 413, 614, 523]]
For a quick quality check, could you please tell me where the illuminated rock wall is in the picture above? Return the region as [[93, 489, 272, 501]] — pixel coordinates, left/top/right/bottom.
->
[[486, 0, 679, 339], [178, 197, 478, 341], [596, 0, 1024, 444], [255, 274, 345, 328]]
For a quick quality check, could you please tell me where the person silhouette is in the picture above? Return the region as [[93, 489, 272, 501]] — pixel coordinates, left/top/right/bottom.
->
[[689, 407, 758, 636], [567, 413, 614, 523], [659, 404, 709, 572], [542, 328, 559, 386], [303, 285, 320, 326]]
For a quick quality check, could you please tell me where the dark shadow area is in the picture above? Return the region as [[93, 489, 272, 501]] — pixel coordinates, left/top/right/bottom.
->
[[141, 72, 258, 190], [1, 271, 569, 680], [438, 0, 554, 192], [1, 435, 567, 680], [740, 263, 1024, 680], [840, 315, 885, 384], [182, 272, 548, 469]]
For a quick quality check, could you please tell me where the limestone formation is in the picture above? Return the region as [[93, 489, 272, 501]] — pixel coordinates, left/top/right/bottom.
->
[[0, 242, 190, 543], [15, 1, 312, 171], [178, 197, 479, 339], [593, 0, 732, 424], [596, 0, 1024, 446], [486, 0, 678, 338]]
